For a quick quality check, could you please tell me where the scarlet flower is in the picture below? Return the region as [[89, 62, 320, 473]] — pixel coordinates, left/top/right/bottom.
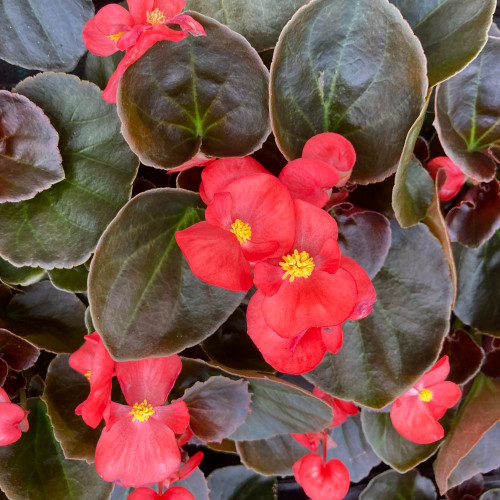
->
[[95, 355, 190, 487], [390, 355, 461, 444], [426, 156, 466, 201], [292, 454, 350, 500], [83, 0, 205, 102], [176, 172, 295, 291], [0, 387, 29, 446]]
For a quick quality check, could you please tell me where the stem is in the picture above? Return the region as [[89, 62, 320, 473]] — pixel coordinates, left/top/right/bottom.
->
[[158, 481, 164, 494]]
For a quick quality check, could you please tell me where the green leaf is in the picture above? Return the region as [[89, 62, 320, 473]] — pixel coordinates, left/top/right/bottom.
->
[[181, 376, 251, 443], [0, 281, 86, 353], [453, 234, 500, 336], [360, 469, 437, 500], [390, 0, 495, 87], [48, 265, 89, 293], [434, 374, 500, 494], [270, 0, 427, 184], [0, 398, 112, 500], [177, 468, 209, 500], [207, 465, 277, 500], [0, 0, 94, 72], [305, 221, 453, 408], [118, 13, 270, 169], [183, 0, 308, 51], [88, 189, 244, 360], [0, 90, 64, 202], [83, 52, 123, 91], [0, 257, 45, 287], [0, 73, 139, 269], [361, 409, 443, 473], [42, 354, 102, 461], [434, 36, 500, 182]]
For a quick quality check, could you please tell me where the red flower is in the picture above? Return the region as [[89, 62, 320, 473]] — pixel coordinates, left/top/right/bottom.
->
[[390, 355, 461, 444], [83, 0, 205, 102], [293, 454, 350, 500], [0, 387, 29, 446], [95, 355, 190, 487], [69, 332, 115, 428], [176, 172, 295, 291], [426, 156, 466, 201]]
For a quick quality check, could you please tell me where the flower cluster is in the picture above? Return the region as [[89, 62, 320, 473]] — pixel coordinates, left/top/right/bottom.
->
[[69, 332, 200, 496], [0, 387, 29, 446], [176, 133, 376, 374]]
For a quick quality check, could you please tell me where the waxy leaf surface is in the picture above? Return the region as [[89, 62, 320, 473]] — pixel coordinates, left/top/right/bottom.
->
[[0, 91, 63, 202], [48, 265, 89, 293], [89, 189, 244, 359], [0, 73, 138, 269], [118, 13, 270, 169], [390, 0, 495, 87], [184, 0, 308, 51], [0, 257, 44, 286], [305, 222, 453, 408], [0, 399, 112, 500], [434, 36, 500, 182], [0, 0, 94, 71], [270, 0, 427, 184], [453, 234, 500, 336], [0, 328, 39, 371]]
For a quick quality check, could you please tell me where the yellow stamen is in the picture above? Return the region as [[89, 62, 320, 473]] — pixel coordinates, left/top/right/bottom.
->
[[129, 399, 155, 422], [107, 31, 125, 43], [147, 8, 166, 24], [84, 369, 91, 381], [419, 388, 433, 402], [280, 249, 315, 282], [230, 219, 252, 244]]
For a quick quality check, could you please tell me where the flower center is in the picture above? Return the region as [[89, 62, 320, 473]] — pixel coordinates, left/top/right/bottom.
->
[[108, 31, 125, 43], [419, 388, 433, 402], [280, 249, 315, 282], [230, 219, 252, 244], [147, 8, 166, 24], [84, 369, 91, 381], [129, 399, 155, 422]]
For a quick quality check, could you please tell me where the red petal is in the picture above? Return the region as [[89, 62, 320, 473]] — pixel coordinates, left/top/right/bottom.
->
[[115, 355, 182, 407], [69, 332, 99, 375], [154, 400, 190, 435], [175, 222, 252, 291], [128, 487, 159, 499], [95, 415, 181, 487], [321, 325, 343, 354], [426, 157, 465, 201], [204, 192, 233, 229], [427, 381, 461, 419], [313, 388, 358, 427], [293, 454, 350, 500], [103, 52, 134, 103], [253, 261, 284, 297], [0, 401, 26, 445], [417, 356, 450, 389], [173, 452, 204, 481], [128, 0, 154, 24], [155, 0, 186, 19], [290, 432, 322, 452], [163, 487, 194, 500], [315, 238, 341, 274], [168, 15, 205, 36]]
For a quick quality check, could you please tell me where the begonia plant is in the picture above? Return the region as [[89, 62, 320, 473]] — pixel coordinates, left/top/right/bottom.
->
[[0, 0, 499, 498]]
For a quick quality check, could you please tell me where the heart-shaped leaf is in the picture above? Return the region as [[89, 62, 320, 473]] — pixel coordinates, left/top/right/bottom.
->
[[118, 13, 270, 170], [305, 221, 453, 408], [0, 90, 63, 202], [390, 0, 496, 87], [0, 398, 112, 500], [0, 0, 94, 71], [184, 0, 308, 51], [88, 189, 244, 360], [434, 36, 500, 182], [0, 73, 138, 269], [270, 0, 427, 184]]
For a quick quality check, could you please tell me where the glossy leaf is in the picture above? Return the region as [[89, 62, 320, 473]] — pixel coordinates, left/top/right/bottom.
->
[[181, 376, 251, 443], [118, 13, 270, 169], [0, 398, 112, 500], [0, 328, 39, 371], [305, 222, 453, 408], [0, 257, 45, 287], [207, 465, 277, 500], [42, 354, 102, 461], [360, 469, 437, 500], [0, 281, 87, 353], [0, 73, 139, 269], [183, 0, 308, 51], [0, 0, 94, 71], [48, 265, 89, 293], [89, 189, 244, 360], [434, 37, 500, 182], [390, 0, 495, 87], [0, 90, 63, 202], [270, 0, 427, 184], [453, 234, 500, 336], [434, 374, 500, 494]]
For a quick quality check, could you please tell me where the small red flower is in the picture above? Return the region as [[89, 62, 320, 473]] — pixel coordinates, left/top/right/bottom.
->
[[293, 454, 350, 500], [0, 387, 29, 446], [426, 156, 466, 201], [83, 0, 205, 102], [69, 332, 115, 428], [390, 355, 461, 444]]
